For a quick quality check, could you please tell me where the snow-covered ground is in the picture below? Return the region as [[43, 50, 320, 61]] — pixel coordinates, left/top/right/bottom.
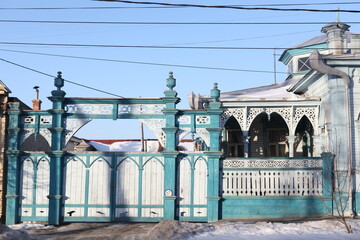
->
[[4, 218, 360, 240], [192, 219, 360, 240]]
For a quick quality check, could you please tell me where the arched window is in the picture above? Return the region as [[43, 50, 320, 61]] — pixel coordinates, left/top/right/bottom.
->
[[224, 117, 244, 157]]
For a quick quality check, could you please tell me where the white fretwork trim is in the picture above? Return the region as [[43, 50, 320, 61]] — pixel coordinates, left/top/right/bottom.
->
[[352, 68, 360, 83], [293, 107, 317, 132], [40, 116, 52, 125], [39, 128, 52, 146], [140, 119, 166, 147], [246, 107, 291, 130], [196, 115, 210, 125], [65, 104, 113, 115], [195, 128, 210, 147], [220, 108, 245, 129], [23, 116, 35, 124], [64, 118, 92, 145], [222, 159, 322, 169], [118, 104, 165, 115], [20, 128, 35, 144], [176, 128, 192, 145]]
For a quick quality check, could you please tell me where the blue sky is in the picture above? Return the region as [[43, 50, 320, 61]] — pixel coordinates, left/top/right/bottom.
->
[[1, 0, 360, 139]]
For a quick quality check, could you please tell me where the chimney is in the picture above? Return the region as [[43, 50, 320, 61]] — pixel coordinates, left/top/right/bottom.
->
[[32, 86, 42, 110], [321, 22, 350, 55]]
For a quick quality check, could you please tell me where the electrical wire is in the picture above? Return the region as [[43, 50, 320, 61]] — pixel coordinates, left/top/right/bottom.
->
[[97, 0, 360, 13], [0, 57, 124, 97], [0, 41, 349, 50], [0, 48, 286, 74], [1, 2, 360, 10], [1, 20, 360, 24]]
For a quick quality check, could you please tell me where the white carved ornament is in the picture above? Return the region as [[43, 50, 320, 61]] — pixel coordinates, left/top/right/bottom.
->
[[246, 107, 291, 130], [64, 118, 92, 145], [220, 108, 245, 129], [118, 104, 165, 115], [140, 119, 166, 147], [65, 104, 113, 115], [195, 115, 210, 125], [222, 159, 322, 169], [39, 128, 52, 146], [176, 128, 192, 145], [195, 128, 210, 147], [293, 107, 317, 129]]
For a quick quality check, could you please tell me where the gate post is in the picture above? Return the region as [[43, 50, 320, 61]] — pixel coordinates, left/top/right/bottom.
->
[[5, 101, 22, 225], [47, 72, 66, 225], [205, 83, 223, 222], [162, 152, 178, 220], [161, 72, 180, 220]]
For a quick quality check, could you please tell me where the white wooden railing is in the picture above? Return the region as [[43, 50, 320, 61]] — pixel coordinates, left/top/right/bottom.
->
[[221, 159, 323, 196]]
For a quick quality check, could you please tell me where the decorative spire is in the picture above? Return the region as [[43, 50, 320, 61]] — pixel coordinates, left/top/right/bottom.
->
[[166, 71, 176, 90], [336, 7, 340, 23], [51, 71, 66, 97]]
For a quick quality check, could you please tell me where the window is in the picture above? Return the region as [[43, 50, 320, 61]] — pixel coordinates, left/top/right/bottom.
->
[[298, 57, 311, 72]]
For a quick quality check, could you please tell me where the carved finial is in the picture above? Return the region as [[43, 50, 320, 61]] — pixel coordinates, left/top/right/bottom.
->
[[211, 82, 220, 102], [51, 71, 66, 97], [166, 71, 176, 90]]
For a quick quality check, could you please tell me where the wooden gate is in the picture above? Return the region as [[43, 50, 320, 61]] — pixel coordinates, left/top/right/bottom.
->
[[62, 153, 165, 222], [176, 153, 208, 221]]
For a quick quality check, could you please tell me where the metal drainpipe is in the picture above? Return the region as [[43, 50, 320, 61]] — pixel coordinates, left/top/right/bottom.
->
[[309, 50, 353, 215]]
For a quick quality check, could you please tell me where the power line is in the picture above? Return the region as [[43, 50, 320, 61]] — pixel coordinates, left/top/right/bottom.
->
[[0, 48, 287, 74], [0, 57, 124, 97], [97, 0, 360, 13], [1, 19, 360, 25], [0, 41, 349, 50], [2, 2, 360, 10]]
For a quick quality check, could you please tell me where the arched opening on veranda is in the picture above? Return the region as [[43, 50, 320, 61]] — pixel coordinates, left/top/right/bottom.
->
[[294, 116, 314, 157], [222, 116, 244, 158], [248, 112, 289, 158]]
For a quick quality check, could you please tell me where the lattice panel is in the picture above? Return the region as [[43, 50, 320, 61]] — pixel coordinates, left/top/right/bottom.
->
[[246, 107, 291, 130], [220, 108, 245, 129], [65, 104, 113, 115], [293, 107, 317, 129], [222, 159, 322, 169], [222, 170, 323, 196], [118, 104, 165, 115]]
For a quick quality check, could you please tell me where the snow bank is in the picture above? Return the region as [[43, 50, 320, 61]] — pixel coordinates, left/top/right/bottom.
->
[[0, 224, 35, 240]]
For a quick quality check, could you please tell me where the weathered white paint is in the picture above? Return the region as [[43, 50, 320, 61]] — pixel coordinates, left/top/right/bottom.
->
[[177, 158, 191, 205], [141, 208, 163, 218], [177, 207, 190, 217], [193, 207, 207, 217], [64, 157, 86, 206], [88, 157, 111, 205], [142, 157, 164, 206], [193, 159, 207, 205], [21, 208, 32, 217], [21, 159, 34, 205], [64, 207, 84, 217], [35, 159, 49, 205], [88, 208, 110, 217], [116, 157, 139, 205], [36, 208, 48, 217]]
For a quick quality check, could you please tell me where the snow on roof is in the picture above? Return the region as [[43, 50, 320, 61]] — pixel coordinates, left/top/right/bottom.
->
[[220, 78, 305, 101], [290, 34, 327, 49]]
